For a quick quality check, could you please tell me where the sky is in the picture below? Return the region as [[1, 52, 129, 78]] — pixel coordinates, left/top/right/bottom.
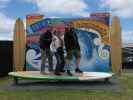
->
[[0, 0, 133, 45]]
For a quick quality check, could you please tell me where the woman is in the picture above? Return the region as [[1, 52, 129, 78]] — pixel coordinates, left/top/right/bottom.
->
[[51, 30, 65, 75]]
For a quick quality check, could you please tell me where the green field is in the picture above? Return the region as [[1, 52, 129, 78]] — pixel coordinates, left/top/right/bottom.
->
[[0, 72, 133, 100]]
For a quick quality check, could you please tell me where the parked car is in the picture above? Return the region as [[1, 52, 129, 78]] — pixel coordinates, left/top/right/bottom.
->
[[122, 47, 133, 68]]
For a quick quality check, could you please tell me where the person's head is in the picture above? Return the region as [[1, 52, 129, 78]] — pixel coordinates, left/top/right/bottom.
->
[[65, 22, 74, 31], [54, 30, 61, 37], [46, 25, 52, 32], [69, 22, 74, 28]]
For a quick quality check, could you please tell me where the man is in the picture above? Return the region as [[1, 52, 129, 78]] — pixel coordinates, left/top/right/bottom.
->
[[39, 26, 53, 75], [64, 22, 82, 76]]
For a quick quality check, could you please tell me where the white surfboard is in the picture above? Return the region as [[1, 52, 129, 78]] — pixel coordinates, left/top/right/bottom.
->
[[9, 71, 113, 81]]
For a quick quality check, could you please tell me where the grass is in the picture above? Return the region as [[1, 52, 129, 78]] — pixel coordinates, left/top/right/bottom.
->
[[0, 72, 133, 100]]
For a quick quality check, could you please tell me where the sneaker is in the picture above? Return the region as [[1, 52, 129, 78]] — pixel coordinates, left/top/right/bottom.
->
[[75, 68, 83, 73], [40, 71, 48, 75], [67, 70, 73, 76], [61, 69, 65, 73], [54, 72, 62, 76]]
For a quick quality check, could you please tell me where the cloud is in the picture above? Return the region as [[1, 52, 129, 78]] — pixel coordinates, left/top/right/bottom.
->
[[122, 30, 133, 43], [100, 0, 133, 18], [0, 0, 11, 8], [24, 0, 89, 17], [0, 12, 15, 40], [0, 12, 26, 40], [0, 0, 14, 40], [0, 0, 10, 2]]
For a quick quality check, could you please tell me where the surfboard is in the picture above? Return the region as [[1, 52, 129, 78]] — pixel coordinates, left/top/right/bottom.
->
[[110, 16, 122, 75], [13, 18, 26, 71], [8, 71, 113, 84]]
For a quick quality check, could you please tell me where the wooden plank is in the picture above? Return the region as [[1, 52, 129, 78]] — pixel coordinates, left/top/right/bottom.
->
[[13, 18, 26, 71]]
